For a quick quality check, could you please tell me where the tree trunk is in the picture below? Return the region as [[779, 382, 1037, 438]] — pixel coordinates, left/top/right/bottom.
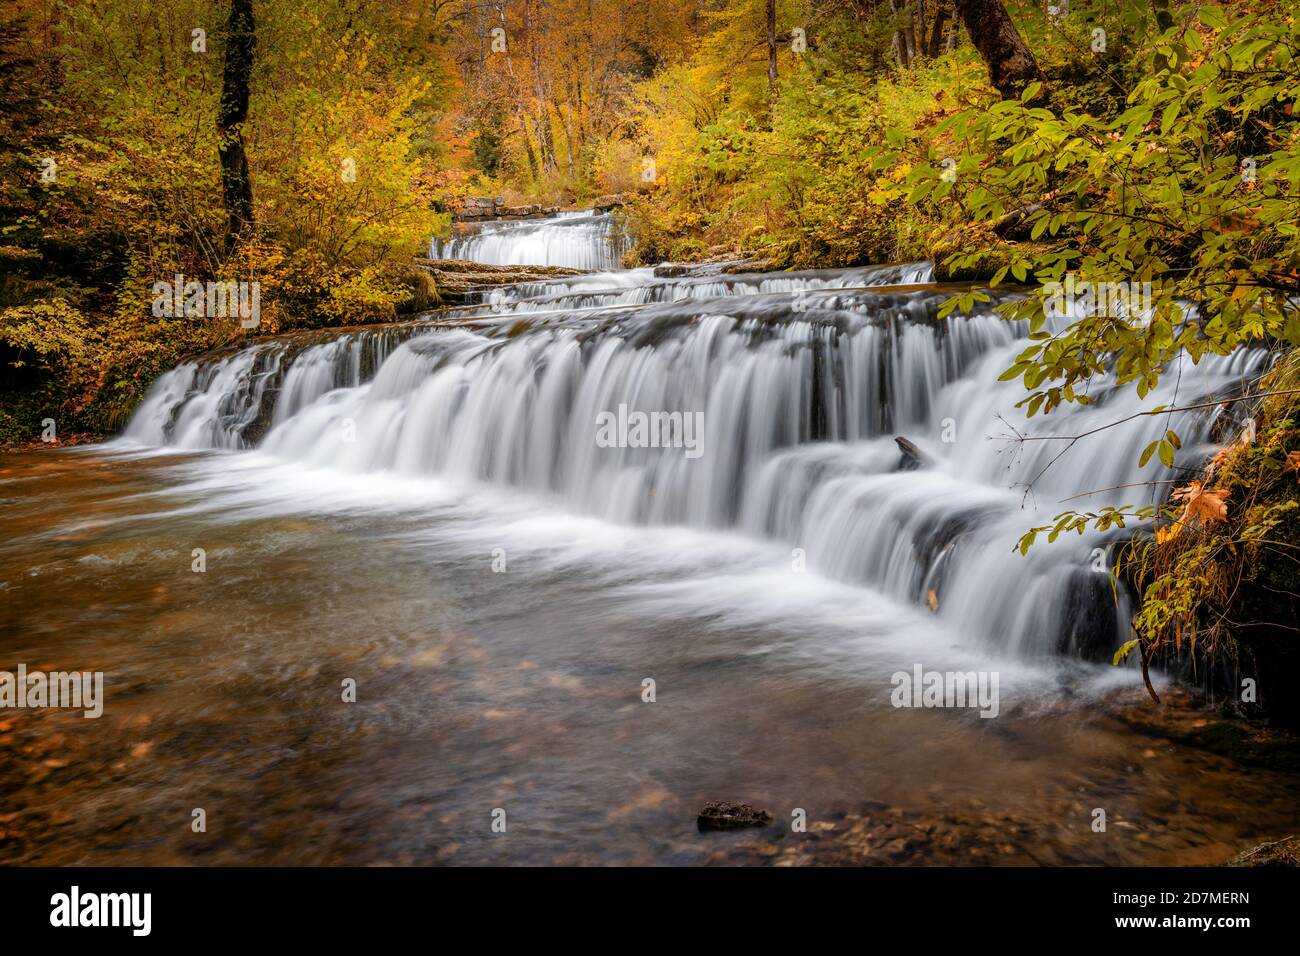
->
[[766, 0, 777, 92], [218, 0, 255, 250], [926, 0, 951, 58], [903, 4, 918, 63], [520, 119, 539, 182], [534, 112, 556, 173], [889, 0, 913, 69], [953, 0, 1043, 99], [558, 102, 576, 179]]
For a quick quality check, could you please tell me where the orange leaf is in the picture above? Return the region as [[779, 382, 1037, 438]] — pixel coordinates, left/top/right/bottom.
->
[[1172, 481, 1230, 525]]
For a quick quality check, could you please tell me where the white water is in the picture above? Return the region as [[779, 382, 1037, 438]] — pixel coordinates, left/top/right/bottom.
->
[[122, 213, 1263, 666], [429, 209, 632, 270]]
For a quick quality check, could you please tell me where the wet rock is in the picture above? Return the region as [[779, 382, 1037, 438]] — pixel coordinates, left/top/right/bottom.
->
[[410, 258, 587, 305], [652, 263, 692, 278], [697, 801, 774, 831], [894, 436, 926, 470], [651, 257, 769, 279], [1227, 835, 1300, 866]]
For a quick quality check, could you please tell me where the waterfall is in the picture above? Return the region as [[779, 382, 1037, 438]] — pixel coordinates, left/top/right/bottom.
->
[[429, 209, 632, 270], [122, 218, 1264, 663]]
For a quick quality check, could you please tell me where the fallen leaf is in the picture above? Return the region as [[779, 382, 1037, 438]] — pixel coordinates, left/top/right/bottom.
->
[[1172, 481, 1230, 525], [1285, 450, 1300, 481], [926, 589, 939, 611]]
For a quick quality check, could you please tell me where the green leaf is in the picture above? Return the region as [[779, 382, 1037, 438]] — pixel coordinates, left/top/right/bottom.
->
[[1113, 639, 1140, 666], [1160, 101, 1180, 134], [1198, 6, 1228, 30]]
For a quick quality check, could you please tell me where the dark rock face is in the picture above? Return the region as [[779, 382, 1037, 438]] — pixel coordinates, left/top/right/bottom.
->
[[697, 801, 775, 831]]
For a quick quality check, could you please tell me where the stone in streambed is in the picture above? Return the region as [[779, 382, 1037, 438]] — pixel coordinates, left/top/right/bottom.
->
[[1227, 835, 1300, 866], [894, 436, 926, 470], [697, 801, 774, 831]]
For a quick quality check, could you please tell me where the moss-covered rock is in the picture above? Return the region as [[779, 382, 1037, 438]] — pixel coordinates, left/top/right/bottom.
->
[[1124, 349, 1300, 725], [393, 265, 441, 315], [931, 232, 1018, 283]]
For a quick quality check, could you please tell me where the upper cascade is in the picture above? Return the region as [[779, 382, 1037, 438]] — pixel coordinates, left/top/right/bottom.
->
[[429, 209, 632, 271]]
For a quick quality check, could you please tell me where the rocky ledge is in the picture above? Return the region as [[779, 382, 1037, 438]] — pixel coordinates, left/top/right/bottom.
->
[[448, 194, 632, 222], [410, 258, 587, 305]]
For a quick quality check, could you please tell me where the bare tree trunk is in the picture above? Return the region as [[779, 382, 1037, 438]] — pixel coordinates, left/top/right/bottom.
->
[[520, 119, 539, 182], [889, 0, 913, 68], [903, 3, 918, 63], [953, 0, 1043, 98], [557, 102, 576, 179], [218, 0, 255, 250], [926, 0, 951, 57], [766, 0, 777, 92], [533, 112, 556, 173]]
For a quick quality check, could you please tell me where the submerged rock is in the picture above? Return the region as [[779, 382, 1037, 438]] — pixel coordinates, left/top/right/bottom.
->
[[1227, 836, 1300, 866], [697, 801, 774, 831]]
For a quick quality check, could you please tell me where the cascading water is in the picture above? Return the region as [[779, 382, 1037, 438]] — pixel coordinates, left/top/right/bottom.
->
[[124, 213, 1263, 665], [429, 209, 632, 270]]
